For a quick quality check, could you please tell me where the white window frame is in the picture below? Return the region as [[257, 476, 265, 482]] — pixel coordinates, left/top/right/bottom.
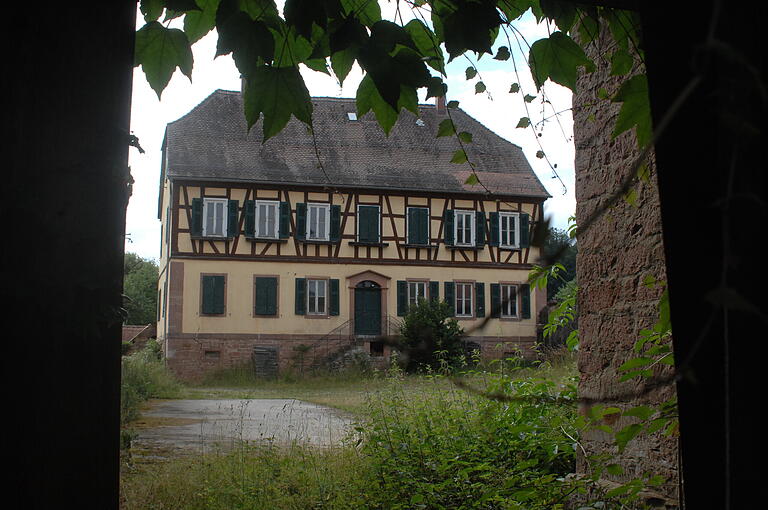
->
[[454, 210, 475, 247], [254, 200, 280, 239], [307, 203, 330, 241], [499, 212, 520, 249], [307, 278, 328, 315], [455, 282, 474, 317], [407, 281, 428, 308], [202, 198, 228, 238], [406, 206, 430, 245], [500, 283, 518, 318]]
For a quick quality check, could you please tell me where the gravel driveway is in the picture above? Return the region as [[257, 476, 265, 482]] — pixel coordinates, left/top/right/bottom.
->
[[131, 399, 355, 453]]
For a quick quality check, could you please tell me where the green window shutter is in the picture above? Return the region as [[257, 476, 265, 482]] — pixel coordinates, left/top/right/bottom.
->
[[475, 282, 485, 317], [329, 279, 340, 316], [443, 209, 454, 246], [295, 203, 307, 240], [227, 200, 239, 238], [202, 275, 225, 315], [490, 283, 501, 318], [420, 208, 430, 244], [407, 208, 418, 244], [429, 281, 439, 302], [330, 205, 341, 242], [521, 284, 531, 319], [489, 212, 499, 246], [396, 280, 407, 316], [254, 277, 277, 315], [520, 213, 530, 248], [244, 200, 255, 238], [444, 282, 455, 316], [279, 202, 291, 238], [359, 205, 379, 243], [475, 211, 486, 248], [191, 198, 203, 237], [165, 205, 171, 244], [295, 278, 306, 315]]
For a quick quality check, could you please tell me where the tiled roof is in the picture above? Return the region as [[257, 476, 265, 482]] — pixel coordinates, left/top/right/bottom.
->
[[163, 90, 550, 199]]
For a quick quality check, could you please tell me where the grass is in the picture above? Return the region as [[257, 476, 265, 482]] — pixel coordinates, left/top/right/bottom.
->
[[120, 348, 580, 509]]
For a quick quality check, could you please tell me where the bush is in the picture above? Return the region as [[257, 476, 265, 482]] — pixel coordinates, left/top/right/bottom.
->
[[121, 340, 181, 425], [397, 299, 464, 372]]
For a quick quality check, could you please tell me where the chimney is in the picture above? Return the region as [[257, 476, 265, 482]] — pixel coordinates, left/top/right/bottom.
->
[[436, 95, 446, 114]]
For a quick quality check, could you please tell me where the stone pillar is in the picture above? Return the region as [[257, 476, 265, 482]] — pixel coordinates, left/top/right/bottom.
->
[[573, 28, 679, 506]]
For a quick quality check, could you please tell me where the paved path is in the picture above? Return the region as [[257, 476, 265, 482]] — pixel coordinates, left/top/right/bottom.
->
[[132, 399, 355, 453]]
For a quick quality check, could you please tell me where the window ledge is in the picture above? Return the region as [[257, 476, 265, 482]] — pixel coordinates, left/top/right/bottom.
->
[[246, 237, 289, 243], [349, 241, 389, 247], [191, 236, 234, 241], [299, 239, 337, 245], [446, 245, 484, 250], [402, 244, 440, 249], [498, 246, 522, 250]]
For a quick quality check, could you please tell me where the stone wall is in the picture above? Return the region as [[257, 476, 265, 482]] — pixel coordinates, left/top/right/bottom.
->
[[573, 29, 679, 505]]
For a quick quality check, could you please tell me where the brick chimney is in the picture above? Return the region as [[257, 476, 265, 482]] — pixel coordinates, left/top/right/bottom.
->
[[436, 95, 446, 114]]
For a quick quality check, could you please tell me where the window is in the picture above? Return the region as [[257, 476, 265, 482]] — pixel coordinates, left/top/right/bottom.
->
[[407, 207, 430, 245], [357, 205, 380, 243], [200, 274, 226, 315], [454, 210, 475, 246], [500, 284, 518, 317], [455, 282, 473, 317], [255, 200, 279, 239], [307, 203, 330, 241], [203, 198, 228, 237], [307, 278, 327, 315], [499, 212, 519, 248], [254, 276, 278, 316], [408, 281, 427, 307]]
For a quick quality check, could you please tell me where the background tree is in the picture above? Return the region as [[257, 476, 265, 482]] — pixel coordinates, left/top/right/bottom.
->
[[123, 252, 159, 325], [542, 226, 577, 299]]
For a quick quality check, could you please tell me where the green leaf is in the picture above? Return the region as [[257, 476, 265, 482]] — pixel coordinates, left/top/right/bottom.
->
[[475, 81, 486, 94], [606, 463, 624, 476], [215, 2, 275, 76], [331, 48, 357, 85], [612, 74, 652, 148], [426, 76, 447, 99], [536, 150, 545, 158], [464, 173, 479, 185], [509, 82, 520, 93], [183, 0, 220, 44], [623, 187, 638, 207], [528, 31, 593, 92], [404, 19, 444, 73], [539, 0, 577, 33], [622, 405, 654, 421], [610, 48, 634, 76], [341, 0, 382, 26], [303, 58, 329, 74], [577, 12, 599, 45], [618, 356, 653, 372], [447, 100, 460, 109], [451, 149, 468, 164], [242, 65, 312, 141], [465, 66, 477, 80], [271, 24, 314, 67], [458, 131, 473, 143], [615, 423, 643, 452], [357, 74, 413, 135], [524, 94, 536, 103], [494, 46, 510, 61], [140, 0, 164, 22], [597, 87, 609, 100], [516, 117, 531, 128], [437, 119, 455, 138], [134, 22, 193, 99]]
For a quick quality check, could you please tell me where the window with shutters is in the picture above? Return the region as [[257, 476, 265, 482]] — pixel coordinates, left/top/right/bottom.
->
[[408, 281, 428, 308], [307, 278, 327, 315], [254, 201, 279, 239], [454, 210, 475, 246], [307, 203, 330, 241], [202, 198, 228, 237], [407, 207, 430, 245], [499, 212, 520, 248], [500, 283, 518, 317], [357, 205, 380, 243], [200, 274, 226, 316], [253, 276, 279, 316], [455, 282, 474, 317]]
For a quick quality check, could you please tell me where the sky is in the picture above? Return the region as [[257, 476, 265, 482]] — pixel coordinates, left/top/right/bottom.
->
[[126, 5, 575, 262]]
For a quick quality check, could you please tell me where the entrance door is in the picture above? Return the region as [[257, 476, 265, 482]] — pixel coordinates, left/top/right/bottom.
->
[[354, 281, 381, 336]]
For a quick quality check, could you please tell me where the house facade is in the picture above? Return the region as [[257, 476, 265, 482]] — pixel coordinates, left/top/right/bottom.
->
[[156, 90, 550, 380]]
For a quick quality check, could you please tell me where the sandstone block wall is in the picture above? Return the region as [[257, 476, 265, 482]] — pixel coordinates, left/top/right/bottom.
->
[[573, 29, 679, 505]]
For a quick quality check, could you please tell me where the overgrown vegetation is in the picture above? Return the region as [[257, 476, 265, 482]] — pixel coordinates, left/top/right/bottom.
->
[[122, 252, 159, 325], [397, 298, 465, 372], [121, 340, 182, 425]]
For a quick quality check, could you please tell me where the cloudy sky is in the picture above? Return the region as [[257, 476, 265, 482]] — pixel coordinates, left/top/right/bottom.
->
[[126, 5, 575, 262]]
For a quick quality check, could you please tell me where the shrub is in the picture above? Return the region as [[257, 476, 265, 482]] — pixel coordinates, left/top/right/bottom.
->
[[121, 340, 181, 425], [397, 299, 464, 372]]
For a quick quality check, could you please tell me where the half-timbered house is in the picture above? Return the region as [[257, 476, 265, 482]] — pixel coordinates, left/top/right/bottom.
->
[[156, 89, 551, 380]]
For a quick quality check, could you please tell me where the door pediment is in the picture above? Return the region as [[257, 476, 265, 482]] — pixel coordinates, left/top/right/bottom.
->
[[346, 270, 390, 288]]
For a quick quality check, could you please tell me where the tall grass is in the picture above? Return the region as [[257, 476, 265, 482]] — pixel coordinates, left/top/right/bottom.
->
[[120, 351, 580, 509], [121, 340, 182, 425]]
